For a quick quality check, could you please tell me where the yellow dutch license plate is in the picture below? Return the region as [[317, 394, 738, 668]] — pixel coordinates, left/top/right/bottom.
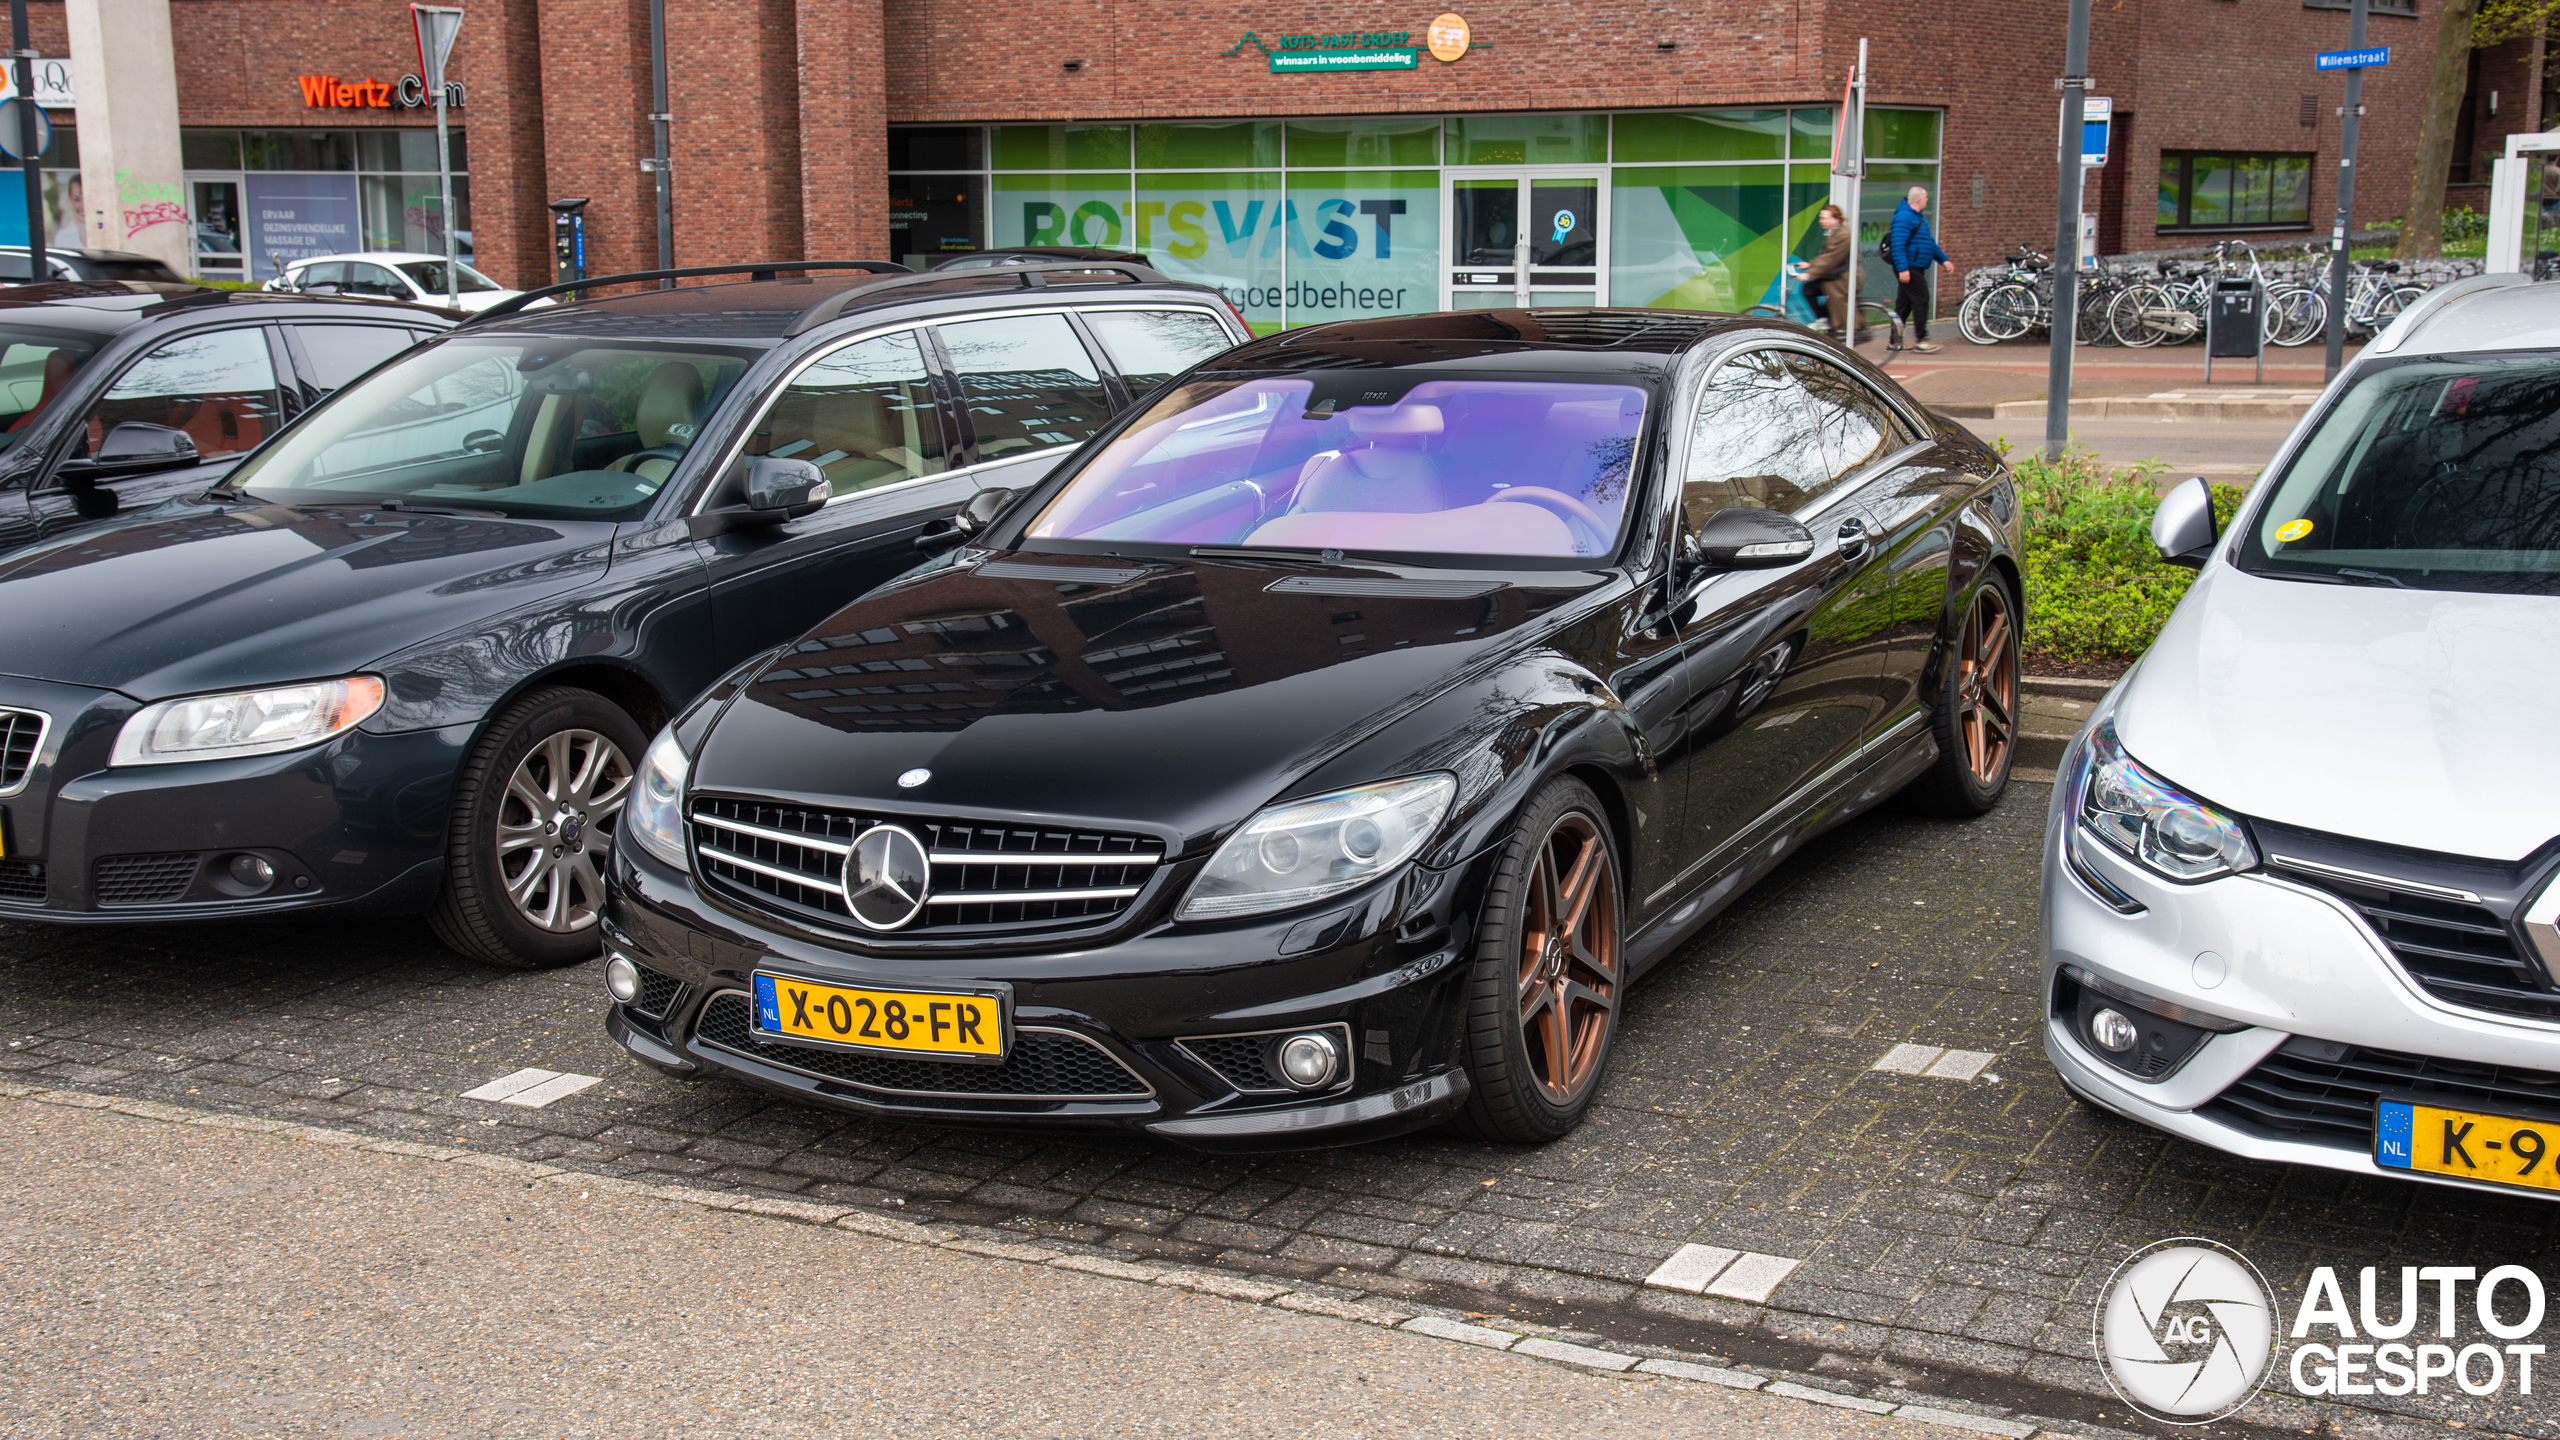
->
[[2376, 1099, 2560, 1195], [750, 973, 1005, 1060]]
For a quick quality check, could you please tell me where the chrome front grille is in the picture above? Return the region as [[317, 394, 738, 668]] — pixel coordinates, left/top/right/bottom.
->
[[2272, 855, 2560, 1023], [688, 797, 1163, 938], [0, 708, 46, 793], [692, 990, 1151, 1099]]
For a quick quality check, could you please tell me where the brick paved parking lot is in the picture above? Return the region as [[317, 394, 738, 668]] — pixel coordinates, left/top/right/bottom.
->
[[5, 782, 2555, 1438]]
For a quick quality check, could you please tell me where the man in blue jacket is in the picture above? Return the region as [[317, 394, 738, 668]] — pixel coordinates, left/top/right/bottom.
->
[[1888, 186, 1954, 353]]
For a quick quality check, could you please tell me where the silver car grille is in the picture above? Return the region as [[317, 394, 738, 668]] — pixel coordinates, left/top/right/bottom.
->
[[688, 797, 1163, 938]]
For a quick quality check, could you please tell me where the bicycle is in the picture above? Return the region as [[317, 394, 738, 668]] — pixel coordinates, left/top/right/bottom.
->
[[1747, 275, 1904, 355], [1959, 246, 2052, 343]]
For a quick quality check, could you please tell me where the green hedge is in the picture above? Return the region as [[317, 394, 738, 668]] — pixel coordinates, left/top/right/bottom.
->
[[2005, 440, 2244, 662]]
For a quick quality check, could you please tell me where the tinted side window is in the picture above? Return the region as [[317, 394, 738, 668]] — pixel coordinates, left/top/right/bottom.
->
[[743, 329, 949, 497], [1081, 309, 1234, 393], [1681, 350, 1833, 527], [294, 261, 346, 290], [83, 326, 282, 462], [293, 324, 419, 391], [936, 312, 1112, 459], [343, 262, 407, 299], [1782, 353, 1914, 485]]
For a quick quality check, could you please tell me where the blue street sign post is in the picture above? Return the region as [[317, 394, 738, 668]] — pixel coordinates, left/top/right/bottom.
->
[[2323, 6, 2372, 381], [2316, 46, 2389, 70]]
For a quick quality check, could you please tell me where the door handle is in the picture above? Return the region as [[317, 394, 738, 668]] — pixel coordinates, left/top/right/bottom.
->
[[1836, 516, 1870, 560]]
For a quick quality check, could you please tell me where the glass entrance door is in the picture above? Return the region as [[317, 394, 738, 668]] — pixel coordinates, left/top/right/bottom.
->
[[1445, 170, 1603, 309], [188, 176, 244, 281]]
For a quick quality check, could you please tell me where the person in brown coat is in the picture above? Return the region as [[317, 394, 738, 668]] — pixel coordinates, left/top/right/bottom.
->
[[1791, 203, 1854, 342]]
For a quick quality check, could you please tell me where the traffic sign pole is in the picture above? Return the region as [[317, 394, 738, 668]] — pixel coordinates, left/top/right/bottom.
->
[[2046, 0, 2092, 460], [2324, 0, 2371, 381]]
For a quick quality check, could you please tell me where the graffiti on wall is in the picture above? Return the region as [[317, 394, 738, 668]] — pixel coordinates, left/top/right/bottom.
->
[[118, 169, 185, 240]]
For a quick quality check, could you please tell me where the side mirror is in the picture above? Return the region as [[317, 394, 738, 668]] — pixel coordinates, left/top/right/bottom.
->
[[915, 486, 1018, 554], [2152, 475, 2217, 569], [1686, 506, 1815, 575], [745, 456, 827, 513], [73, 422, 200, 476]]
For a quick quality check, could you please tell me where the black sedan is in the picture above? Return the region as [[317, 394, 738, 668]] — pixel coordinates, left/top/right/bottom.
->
[[604, 308, 2025, 1150], [0, 261, 1247, 967], [0, 282, 457, 549]]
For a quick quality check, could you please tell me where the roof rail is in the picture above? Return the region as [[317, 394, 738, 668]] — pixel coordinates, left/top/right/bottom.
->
[[456, 259, 915, 328], [781, 260, 1177, 336]]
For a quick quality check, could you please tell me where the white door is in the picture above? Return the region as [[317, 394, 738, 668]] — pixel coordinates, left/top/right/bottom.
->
[[1443, 168, 1606, 310]]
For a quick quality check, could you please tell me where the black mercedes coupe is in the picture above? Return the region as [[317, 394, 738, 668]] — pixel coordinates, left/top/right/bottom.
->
[[604, 309, 2023, 1150]]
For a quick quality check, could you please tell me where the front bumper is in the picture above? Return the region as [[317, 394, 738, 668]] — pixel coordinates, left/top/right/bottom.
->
[[0, 674, 465, 923], [602, 839, 1490, 1152], [2040, 785, 2560, 1201]]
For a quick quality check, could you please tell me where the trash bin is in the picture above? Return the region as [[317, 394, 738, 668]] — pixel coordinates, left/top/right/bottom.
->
[[2207, 278, 2263, 382]]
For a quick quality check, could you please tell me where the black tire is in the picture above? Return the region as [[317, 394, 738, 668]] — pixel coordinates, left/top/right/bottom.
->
[[1450, 777, 1625, 1144], [428, 686, 645, 970], [1905, 576, 2022, 817]]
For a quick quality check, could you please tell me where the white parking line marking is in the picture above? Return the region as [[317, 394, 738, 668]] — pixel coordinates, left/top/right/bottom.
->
[[1872, 1043, 1943, 1074], [1924, 1049, 1996, 1081], [1704, 1252, 1801, 1303], [1644, 1243, 1741, 1294], [460, 1068, 603, 1108]]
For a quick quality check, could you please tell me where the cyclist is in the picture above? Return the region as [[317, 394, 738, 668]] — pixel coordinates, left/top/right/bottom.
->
[[1791, 203, 1855, 342], [1889, 186, 1954, 353]]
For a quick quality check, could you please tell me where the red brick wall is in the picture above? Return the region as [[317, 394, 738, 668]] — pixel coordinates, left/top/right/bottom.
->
[[798, 0, 888, 260]]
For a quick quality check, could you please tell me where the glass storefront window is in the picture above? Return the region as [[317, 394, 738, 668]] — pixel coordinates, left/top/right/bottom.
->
[[1134, 170, 1281, 329], [1446, 114, 1606, 166], [1864, 108, 1942, 161], [359, 173, 451, 254], [889, 127, 983, 171], [1613, 111, 1785, 164], [1612, 164, 1788, 314], [1136, 120, 1280, 170], [993, 171, 1135, 248], [356, 130, 443, 173], [991, 124, 1130, 171], [1284, 170, 1435, 324], [1789, 108, 1834, 162], [1284, 117, 1438, 168], [243, 131, 356, 172], [180, 131, 238, 170], [1857, 161, 1942, 301], [890, 174, 982, 269]]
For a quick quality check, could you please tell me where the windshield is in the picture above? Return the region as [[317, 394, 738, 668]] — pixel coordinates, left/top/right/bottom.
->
[[397, 260, 503, 294], [220, 337, 760, 521], [0, 328, 98, 449], [2241, 352, 2560, 595], [1022, 374, 1648, 564]]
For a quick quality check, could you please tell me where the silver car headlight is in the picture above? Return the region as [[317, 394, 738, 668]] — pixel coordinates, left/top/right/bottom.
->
[[111, 676, 386, 766], [624, 728, 691, 871], [1179, 773, 1457, 922], [2073, 720, 2256, 882]]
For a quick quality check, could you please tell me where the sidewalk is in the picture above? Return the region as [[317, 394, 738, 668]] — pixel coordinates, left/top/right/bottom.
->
[[0, 1098, 1973, 1440]]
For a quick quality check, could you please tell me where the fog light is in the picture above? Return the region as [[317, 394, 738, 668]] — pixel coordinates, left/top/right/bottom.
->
[[224, 854, 275, 893], [2091, 1008, 2139, 1053], [605, 955, 641, 1004], [1277, 1032, 1341, 1090]]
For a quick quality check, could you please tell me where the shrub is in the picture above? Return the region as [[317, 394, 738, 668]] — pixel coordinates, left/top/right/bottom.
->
[[2001, 440, 2244, 661]]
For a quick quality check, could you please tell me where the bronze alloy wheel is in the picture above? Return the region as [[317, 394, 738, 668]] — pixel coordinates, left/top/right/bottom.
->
[[1455, 778, 1626, 1142], [1515, 811, 1621, 1103], [1954, 583, 2020, 785]]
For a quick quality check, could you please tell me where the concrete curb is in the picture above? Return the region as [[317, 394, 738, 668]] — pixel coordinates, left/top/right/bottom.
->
[[1991, 392, 2319, 422], [2, 1082, 2090, 1440]]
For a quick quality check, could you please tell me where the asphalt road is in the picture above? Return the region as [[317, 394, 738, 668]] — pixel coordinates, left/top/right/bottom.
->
[[2, 783, 2551, 1438], [0, 1100, 1947, 1440]]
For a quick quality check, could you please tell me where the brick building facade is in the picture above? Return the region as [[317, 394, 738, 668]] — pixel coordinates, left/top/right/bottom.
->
[[19, 0, 2544, 322]]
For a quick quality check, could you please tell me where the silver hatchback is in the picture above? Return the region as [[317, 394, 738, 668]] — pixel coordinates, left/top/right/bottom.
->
[[2042, 273, 2560, 1201]]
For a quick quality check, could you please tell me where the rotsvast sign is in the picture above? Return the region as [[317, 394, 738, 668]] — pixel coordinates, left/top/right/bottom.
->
[[1221, 13, 1479, 71]]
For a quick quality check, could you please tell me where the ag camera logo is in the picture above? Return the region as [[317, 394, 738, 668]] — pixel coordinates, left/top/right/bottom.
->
[[2095, 1238, 2280, 1424]]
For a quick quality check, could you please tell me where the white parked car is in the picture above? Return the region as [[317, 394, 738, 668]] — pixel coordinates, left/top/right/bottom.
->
[[2043, 272, 2560, 1201], [263, 251, 539, 312]]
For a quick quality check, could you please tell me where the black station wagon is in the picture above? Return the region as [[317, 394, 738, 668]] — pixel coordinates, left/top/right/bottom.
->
[[0, 261, 1248, 968], [602, 308, 2026, 1151]]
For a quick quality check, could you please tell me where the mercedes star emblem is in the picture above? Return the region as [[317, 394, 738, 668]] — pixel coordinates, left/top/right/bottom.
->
[[842, 823, 930, 930], [897, 767, 931, 788]]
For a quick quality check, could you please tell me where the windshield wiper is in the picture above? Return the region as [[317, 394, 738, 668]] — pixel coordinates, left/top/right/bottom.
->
[[1189, 544, 1394, 568], [2333, 567, 2413, 589]]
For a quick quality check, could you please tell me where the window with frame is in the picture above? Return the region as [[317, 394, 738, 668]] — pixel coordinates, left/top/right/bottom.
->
[[2157, 152, 2313, 231], [743, 329, 950, 497], [2303, 0, 2413, 14], [81, 327, 282, 464], [1681, 350, 1836, 526]]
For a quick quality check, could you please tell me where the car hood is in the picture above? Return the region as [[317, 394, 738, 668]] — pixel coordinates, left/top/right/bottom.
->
[[2117, 564, 2560, 862], [691, 553, 1605, 848], [0, 502, 610, 699]]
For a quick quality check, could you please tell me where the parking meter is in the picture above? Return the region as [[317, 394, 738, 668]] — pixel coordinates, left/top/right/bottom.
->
[[548, 197, 590, 291]]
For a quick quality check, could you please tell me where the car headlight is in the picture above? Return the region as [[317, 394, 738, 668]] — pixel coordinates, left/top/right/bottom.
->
[[2073, 720, 2256, 882], [625, 728, 691, 871], [1178, 773, 1457, 922], [111, 676, 386, 766]]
